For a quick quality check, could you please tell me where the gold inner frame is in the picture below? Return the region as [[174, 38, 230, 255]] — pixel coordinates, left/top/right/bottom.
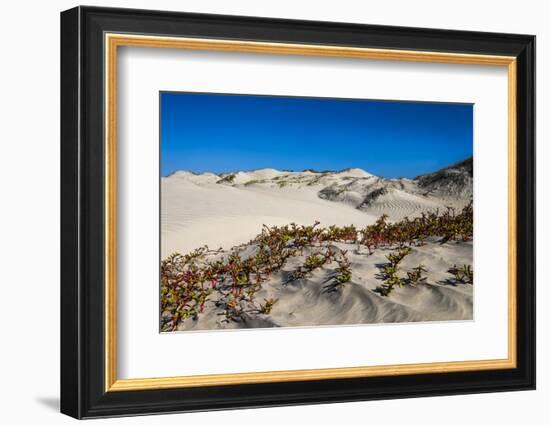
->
[[104, 33, 517, 392]]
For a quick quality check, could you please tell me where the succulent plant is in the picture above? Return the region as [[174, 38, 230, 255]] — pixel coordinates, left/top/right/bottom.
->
[[160, 202, 473, 329], [259, 298, 278, 314], [448, 264, 473, 284], [406, 265, 428, 285]]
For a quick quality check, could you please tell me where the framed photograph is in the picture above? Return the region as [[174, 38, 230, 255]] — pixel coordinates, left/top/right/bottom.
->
[[60, 6, 535, 419]]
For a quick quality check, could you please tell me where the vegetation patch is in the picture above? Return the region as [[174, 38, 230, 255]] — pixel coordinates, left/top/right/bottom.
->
[[216, 173, 236, 184], [160, 203, 473, 330]]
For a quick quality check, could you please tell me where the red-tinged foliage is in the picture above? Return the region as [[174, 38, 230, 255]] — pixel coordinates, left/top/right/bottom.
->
[[160, 203, 473, 330]]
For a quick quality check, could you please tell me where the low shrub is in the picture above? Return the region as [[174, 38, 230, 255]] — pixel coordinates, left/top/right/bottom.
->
[[160, 203, 472, 328], [448, 264, 473, 284]]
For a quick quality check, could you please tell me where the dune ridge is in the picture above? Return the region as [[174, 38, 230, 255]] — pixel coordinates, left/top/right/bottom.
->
[[161, 158, 473, 331]]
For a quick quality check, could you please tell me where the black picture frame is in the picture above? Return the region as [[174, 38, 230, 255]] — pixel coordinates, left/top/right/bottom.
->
[[61, 5, 535, 419]]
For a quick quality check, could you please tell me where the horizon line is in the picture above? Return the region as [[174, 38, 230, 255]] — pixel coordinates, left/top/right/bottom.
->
[[163, 155, 473, 179]]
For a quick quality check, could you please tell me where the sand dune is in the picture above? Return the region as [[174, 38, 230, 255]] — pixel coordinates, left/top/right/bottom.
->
[[161, 162, 473, 331], [358, 187, 443, 220], [172, 240, 473, 332], [162, 164, 472, 257], [161, 175, 378, 257]]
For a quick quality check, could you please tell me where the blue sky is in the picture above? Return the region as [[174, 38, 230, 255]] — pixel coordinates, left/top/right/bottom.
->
[[160, 92, 472, 178]]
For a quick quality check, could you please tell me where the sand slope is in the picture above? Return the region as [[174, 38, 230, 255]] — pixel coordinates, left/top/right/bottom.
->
[[161, 175, 378, 257], [173, 239, 473, 331], [162, 162, 473, 330], [162, 165, 472, 256]]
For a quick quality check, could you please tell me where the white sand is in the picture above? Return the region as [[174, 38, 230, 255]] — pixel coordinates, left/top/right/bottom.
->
[[161, 167, 473, 330], [161, 174, 378, 257], [171, 240, 472, 331], [359, 188, 443, 220]]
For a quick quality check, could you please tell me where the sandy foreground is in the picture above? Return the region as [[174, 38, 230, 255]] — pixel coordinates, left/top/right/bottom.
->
[[161, 167, 473, 331]]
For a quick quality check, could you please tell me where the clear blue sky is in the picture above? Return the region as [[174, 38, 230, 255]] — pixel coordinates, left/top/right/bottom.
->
[[160, 92, 472, 178]]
